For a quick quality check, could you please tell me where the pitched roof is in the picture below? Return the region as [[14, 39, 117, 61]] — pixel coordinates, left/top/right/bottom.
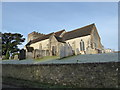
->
[[27, 32, 54, 45], [26, 47, 34, 52], [54, 36, 65, 43], [26, 30, 66, 46], [54, 30, 65, 37], [26, 23, 95, 46], [62, 23, 95, 41]]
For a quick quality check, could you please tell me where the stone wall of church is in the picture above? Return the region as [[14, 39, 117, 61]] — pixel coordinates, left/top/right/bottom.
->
[[65, 35, 91, 55], [27, 29, 103, 58], [30, 39, 49, 50], [27, 32, 45, 42], [27, 39, 50, 58], [91, 28, 102, 50], [27, 36, 63, 57], [49, 36, 60, 56]]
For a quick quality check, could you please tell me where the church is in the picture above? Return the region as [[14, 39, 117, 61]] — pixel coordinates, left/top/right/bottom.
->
[[25, 23, 103, 58]]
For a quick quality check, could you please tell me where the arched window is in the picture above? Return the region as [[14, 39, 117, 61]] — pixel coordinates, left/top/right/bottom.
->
[[80, 42, 82, 51], [80, 40, 85, 51]]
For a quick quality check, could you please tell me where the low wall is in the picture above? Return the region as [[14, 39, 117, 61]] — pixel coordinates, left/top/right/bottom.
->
[[2, 62, 119, 88]]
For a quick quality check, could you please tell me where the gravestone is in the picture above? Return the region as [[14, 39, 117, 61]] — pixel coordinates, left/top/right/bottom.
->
[[65, 44, 73, 57], [2, 55, 5, 60], [19, 49, 26, 60], [60, 44, 65, 58], [9, 56, 12, 60], [68, 45, 73, 56], [60, 43, 73, 58], [26, 52, 33, 59], [46, 50, 50, 56], [14, 55, 19, 60], [34, 49, 42, 59]]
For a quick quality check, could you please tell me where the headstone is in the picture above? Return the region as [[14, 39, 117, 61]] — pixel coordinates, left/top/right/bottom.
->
[[60, 43, 74, 59], [19, 49, 26, 60], [68, 45, 73, 56], [9, 56, 12, 60], [26, 52, 33, 59], [34, 49, 42, 59], [14, 55, 19, 60], [60, 44, 65, 58], [65, 43, 74, 57], [2, 55, 5, 60], [46, 50, 50, 56]]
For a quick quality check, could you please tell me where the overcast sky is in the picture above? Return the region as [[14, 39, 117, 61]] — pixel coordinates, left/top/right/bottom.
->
[[2, 2, 118, 51]]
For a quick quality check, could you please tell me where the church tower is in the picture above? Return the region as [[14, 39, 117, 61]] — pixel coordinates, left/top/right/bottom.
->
[[27, 31, 45, 42]]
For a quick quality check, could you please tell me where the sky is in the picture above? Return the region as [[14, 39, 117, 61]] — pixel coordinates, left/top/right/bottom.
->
[[2, 2, 118, 51]]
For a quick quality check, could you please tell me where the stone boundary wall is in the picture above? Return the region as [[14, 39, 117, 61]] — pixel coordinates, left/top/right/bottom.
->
[[2, 62, 119, 88]]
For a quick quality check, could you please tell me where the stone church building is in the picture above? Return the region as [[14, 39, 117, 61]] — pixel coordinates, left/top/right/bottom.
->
[[25, 23, 103, 58]]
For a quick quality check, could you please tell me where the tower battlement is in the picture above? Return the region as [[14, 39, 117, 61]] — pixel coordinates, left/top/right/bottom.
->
[[27, 31, 45, 42]]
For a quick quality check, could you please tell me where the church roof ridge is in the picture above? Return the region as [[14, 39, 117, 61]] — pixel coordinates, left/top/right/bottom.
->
[[27, 32, 54, 45], [62, 23, 95, 41], [66, 23, 95, 33], [54, 29, 65, 33], [26, 23, 96, 46], [54, 29, 66, 37]]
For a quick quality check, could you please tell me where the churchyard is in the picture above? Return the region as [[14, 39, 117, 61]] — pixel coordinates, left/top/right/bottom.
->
[[2, 52, 118, 64]]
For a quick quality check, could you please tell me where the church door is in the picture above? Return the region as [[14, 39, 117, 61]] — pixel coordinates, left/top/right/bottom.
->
[[52, 46, 56, 56]]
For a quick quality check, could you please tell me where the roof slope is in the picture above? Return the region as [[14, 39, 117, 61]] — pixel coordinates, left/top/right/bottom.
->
[[54, 36, 65, 43], [54, 30, 65, 37], [26, 23, 95, 46], [26, 32, 54, 45], [62, 23, 95, 41], [26, 30, 65, 45]]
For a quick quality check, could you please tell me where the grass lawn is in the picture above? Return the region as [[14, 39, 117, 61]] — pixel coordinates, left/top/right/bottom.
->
[[35, 56, 59, 62], [2, 53, 118, 64]]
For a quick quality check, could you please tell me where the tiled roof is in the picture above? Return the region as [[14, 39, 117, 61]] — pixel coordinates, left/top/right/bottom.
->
[[54, 29, 65, 37], [26, 30, 65, 45], [62, 23, 95, 41], [26, 23, 95, 46], [27, 32, 54, 45], [26, 46, 34, 52], [54, 36, 65, 43]]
